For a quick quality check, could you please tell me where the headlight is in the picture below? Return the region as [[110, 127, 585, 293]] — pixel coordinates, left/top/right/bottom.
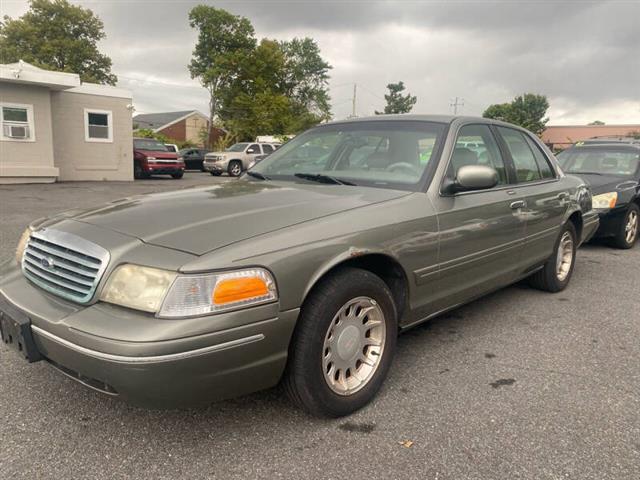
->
[[146, 156, 156, 161], [159, 268, 277, 318], [592, 192, 618, 209], [100, 264, 177, 313], [15, 227, 32, 264], [100, 265, 277, 318]]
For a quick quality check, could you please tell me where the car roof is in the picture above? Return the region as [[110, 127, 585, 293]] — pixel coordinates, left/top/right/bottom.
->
[[564, 143, 640, 152], [320, 114, 520, 129]]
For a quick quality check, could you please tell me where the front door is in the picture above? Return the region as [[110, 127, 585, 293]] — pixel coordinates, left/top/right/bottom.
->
[[428, 124, 528, 312]]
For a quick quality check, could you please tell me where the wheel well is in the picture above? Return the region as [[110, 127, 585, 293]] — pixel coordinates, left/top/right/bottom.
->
[[310, 254, 409, 320], [568, 211, 583, 240]]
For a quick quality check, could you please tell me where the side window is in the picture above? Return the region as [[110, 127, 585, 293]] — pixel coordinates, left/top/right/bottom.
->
[[450, 124, 507, 185], [497, 127, 541, 183], [524, 135, 555, 179], [248, 143, 261, 154], [1, 103, 35, 141], [85, 109, 112, 142], [262, 144, 274, 154]]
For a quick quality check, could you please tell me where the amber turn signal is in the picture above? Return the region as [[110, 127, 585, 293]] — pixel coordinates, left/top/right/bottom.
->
[[213, 276, 270, 305]]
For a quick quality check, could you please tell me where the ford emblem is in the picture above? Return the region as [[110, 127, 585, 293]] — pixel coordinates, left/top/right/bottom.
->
[[41, 257, 55, 269]]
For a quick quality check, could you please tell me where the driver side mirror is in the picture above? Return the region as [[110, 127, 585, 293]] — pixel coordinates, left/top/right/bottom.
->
[[444, 165, 498, 194], [247, 148, 256, 154]]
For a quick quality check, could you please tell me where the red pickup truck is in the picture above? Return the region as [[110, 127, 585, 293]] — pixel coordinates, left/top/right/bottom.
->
[[133, 138, 185, 179]]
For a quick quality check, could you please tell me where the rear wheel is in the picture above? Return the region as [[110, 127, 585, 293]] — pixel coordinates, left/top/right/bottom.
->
[[528, 222, 577, 292], [611, 203, 639, 249], [284, 268, 397, 417], [228, 160, 242, 177]]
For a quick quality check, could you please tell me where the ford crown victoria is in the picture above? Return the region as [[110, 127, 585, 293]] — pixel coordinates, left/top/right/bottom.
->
[[0, 115, 598, 417]]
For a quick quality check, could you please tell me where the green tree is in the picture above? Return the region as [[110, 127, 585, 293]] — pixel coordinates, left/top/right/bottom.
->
[[589, 120, 605, 125], [189, 6, 332, 142], [188, 5, 257, 146], [280, 37, 332, 122], [0, 0, 117, 85], [483, 93, 550, 135], [375, 81, 417, 115]]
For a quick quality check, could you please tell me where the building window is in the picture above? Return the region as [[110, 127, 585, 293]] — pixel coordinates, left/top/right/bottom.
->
[[84, 109, 113, 142], [1, 103, 35, 142]]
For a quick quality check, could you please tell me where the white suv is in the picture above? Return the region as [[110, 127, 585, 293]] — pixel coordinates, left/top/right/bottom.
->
[[203, 142, 279, 177]]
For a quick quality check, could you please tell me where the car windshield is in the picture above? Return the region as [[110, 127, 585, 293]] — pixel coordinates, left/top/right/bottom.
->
[[558, 147, 640, 176], [134, 139, 168, 151], [251, 121, 445, 190], [226, 143, 249, 152]]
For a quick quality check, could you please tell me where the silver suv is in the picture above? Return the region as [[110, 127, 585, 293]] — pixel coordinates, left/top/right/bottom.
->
[[203, 142, 280, 177]]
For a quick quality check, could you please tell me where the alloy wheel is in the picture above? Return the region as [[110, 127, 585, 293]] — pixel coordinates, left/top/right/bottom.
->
[[555, 231, 574, 282], [625, 210, 638, 244], [322, 296, 386, 396]]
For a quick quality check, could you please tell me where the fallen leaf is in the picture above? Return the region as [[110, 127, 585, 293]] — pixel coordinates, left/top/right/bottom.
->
[[399, 440, 414, 448]]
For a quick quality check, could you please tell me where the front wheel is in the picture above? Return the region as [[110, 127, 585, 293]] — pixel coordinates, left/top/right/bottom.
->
[[228, 160, 242, 177], [171, 171, 184, 179], [611, 203, 639, 249], [284, 268, 397, 417], [528, 222, 577, 292]]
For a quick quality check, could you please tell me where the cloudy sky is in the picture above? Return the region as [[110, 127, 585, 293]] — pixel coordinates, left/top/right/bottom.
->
[[2, 0, 639, 124]]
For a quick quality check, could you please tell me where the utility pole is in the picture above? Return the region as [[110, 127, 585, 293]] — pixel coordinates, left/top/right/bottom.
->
[[351, 83, 357, 118], [450, 97, 464, 115]]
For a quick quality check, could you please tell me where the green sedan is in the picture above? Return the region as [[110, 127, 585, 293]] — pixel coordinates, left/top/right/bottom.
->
[[0, 115, 599, 417]]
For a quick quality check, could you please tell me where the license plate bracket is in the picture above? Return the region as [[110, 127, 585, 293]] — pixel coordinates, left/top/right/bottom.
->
[[0, 299, 43, 363]]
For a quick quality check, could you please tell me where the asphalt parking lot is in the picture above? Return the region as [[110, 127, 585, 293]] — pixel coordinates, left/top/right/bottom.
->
[[1, 171, 639, 480]]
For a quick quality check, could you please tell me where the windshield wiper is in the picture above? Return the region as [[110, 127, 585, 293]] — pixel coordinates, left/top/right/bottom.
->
[[294, 172, 357, 186], [245, 171, 270, 180]]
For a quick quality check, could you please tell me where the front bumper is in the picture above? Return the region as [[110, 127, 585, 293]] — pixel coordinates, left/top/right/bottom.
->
[[144, 162, 184, 175], [0, 264, 298, 408], [591, 206, 627, 239], [203, 160, 227, 172]]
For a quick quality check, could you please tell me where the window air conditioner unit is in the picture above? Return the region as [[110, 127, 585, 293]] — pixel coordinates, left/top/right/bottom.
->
[[4, 124, 29, 139]]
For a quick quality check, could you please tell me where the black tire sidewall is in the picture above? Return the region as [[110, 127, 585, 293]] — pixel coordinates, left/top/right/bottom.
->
[[288, 268, 397, 417], [615, 204, 639, 248], [228, 161, 242, 177]]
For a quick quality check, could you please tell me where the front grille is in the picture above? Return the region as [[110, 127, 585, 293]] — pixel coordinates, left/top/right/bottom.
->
[[205, 155, 223, 162], [22, 228, 110, 304]]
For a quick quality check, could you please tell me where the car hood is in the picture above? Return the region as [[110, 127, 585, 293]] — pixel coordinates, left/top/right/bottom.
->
[[136, 149, 178, 159], [64, 181, 410, 255], [569, 173, 637, 195]]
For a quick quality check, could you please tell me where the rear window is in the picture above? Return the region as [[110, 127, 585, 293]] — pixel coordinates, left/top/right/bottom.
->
[[558, 148, 640, 176]]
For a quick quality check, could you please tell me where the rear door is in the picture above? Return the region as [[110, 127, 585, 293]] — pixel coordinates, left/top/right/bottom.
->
[[495, 126, 568, 267], [428, 124, 528, 312]]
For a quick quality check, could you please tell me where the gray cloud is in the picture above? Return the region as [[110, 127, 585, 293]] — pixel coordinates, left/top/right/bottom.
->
[[2, 0, 639, 123]]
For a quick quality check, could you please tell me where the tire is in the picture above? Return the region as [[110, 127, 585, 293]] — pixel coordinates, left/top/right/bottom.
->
[[134, 163, 148, 179], [284, 268, 398, 417], [171, 171, 184, 179], [228, 160, 242, 177], [528, 221, 577, 293], [610, 203, 639, 249]]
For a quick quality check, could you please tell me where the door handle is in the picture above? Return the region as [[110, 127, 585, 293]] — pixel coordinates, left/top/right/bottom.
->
[[510, 200, 526, 209]]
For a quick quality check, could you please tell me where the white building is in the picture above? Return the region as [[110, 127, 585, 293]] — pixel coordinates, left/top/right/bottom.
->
[[0, 61, 133, 183]]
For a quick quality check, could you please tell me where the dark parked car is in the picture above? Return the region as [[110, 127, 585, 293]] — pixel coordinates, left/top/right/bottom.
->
[[2, 115, 598, 417], [133, 138, 184, 179], [558, 143, 639, 248], [179, 148, 210, 171]]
